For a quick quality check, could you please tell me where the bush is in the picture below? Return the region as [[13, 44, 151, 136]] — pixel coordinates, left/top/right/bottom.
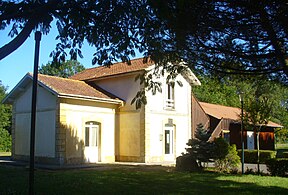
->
[[237, 150, 276, 164], [214, 144, 240, 173], [176, 154, 201, 172], [266, 158, 288, 177], [0, 128, 11, 152], [213, 137, 229, 159]]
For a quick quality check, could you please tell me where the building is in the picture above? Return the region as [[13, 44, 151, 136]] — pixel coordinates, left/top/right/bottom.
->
[[3, 58, 201, 165], [192, 99, 282, 150]]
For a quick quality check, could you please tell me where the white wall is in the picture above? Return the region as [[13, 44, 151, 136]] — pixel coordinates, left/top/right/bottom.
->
[[14, 84, 56, 157], [145, 73, 192, 161]]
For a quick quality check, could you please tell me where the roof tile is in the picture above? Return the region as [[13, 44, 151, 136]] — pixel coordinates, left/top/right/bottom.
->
[[35, 73, 120, 101], [70, 58, 154, 81]]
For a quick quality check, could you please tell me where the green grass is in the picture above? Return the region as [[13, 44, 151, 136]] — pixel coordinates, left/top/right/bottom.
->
[[0, 166, 288, 194]]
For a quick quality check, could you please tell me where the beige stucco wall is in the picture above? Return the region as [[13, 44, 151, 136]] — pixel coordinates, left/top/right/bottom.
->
[[95, 74, 144, 162], [59, 98, 117, 163], [13, 84, 56, 158]]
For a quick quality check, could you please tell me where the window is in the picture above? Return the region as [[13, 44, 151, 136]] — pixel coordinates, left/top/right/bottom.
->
[[222, 130, 230, 143], [165, 83, 175, 109], [85, 121, 99, 147]]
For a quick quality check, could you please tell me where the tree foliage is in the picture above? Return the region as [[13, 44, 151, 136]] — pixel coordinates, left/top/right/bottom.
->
[[0, 0, 287, 82], [0, 81, 11, 133], [0, 81, 12, 152], [0, 128, 12, 152], [193, 75, 240, 107], [39, 60, 85, 78], [186, 124, 214, 167], [275, 128, 288, 144]]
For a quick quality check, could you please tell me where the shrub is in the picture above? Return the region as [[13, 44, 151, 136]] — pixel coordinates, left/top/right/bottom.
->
[[0, 128, 11, 152], [266, 158, 288, 177], [214, 144, 240, 173], [237, 150, 276, 163], [213, 137, 229, 159]]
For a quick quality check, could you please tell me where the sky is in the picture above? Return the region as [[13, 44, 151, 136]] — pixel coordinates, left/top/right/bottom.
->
[[0, 22, 142, 92]]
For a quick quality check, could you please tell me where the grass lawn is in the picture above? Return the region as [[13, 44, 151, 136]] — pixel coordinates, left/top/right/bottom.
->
[[0, 165, 287, 194]]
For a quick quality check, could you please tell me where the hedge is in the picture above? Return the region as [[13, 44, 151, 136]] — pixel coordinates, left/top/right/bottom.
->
[[266, 158, 288, 177], [237, 150, 276, 164], [282, 152, 288, 158]]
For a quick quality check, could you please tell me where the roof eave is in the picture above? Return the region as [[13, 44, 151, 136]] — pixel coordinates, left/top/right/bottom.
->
[[2, 73, 59, 104], [84, 69, 146, 82], [58, 93, 124, 105]]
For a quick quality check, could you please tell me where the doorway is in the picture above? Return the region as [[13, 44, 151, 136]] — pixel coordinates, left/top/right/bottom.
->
[[247, 131, 254, 150], [164, 126, 174, 161], [84, 121, 100, 163]]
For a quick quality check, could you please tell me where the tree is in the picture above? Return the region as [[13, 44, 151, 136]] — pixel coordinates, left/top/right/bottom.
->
[[0, 81, 12, 152], [242, 89, 274, 175], [0, 127, 12, 152], [0, 1, 287, 82], [192, 75, 240, 107], [39, 60, 85, 78], [0, 81, 11, 133], [275, 128, 288, 144], [186, 124, 214, 168]]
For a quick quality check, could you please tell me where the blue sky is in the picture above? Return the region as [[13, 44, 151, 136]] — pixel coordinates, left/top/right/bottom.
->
[[0, 22, 142, 92]]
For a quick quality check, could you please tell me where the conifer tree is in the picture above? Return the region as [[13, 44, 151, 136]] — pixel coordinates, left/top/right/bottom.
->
[[186, 124, 214, 167]]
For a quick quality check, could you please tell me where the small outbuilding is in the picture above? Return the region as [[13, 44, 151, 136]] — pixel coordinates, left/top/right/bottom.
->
[[191, 96, 282, 150]]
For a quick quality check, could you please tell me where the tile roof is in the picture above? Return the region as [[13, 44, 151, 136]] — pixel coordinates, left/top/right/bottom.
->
[[70, 58, 154, 81], [34, 73, 122, 102], [199, 102, 282, 128]]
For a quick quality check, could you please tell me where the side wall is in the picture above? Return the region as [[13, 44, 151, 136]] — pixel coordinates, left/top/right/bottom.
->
[[12, 84, 57, 163], [191, 94, 210, 138], [58, 98, 117, 164]]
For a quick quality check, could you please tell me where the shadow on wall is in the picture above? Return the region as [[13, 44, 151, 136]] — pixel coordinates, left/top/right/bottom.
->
[[59, 123, 85, 165]]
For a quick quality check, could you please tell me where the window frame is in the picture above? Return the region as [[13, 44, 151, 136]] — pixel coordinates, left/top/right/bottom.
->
[[165, 82, 175, 109]]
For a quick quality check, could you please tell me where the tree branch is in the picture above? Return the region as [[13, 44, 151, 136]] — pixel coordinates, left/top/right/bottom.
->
[[0, 20, 35, 61]]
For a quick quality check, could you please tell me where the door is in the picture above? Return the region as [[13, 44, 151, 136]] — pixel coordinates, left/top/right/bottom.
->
[[164, 127, 174, 161], [84, 122, 100, 163], [247, 131, 254, 150]]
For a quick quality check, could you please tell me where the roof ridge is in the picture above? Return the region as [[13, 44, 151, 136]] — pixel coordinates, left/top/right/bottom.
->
[[79, 57, 151, 72], [35, 73, 86, 84]]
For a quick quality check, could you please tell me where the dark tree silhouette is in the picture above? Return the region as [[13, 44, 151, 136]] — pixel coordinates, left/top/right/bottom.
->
[[1, 0, 287, 82]]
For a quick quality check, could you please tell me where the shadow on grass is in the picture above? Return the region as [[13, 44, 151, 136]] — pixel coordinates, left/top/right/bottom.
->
[[0, 166, 288, 194]]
